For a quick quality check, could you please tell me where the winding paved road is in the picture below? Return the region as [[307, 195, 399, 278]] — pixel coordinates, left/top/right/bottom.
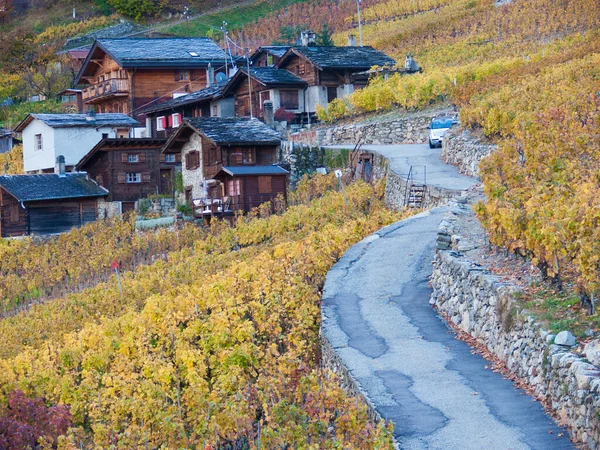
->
[[322, 144, 573, 449]]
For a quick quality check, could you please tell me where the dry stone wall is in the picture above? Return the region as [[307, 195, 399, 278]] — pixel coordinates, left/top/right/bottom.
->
[[431, 210, 600, 449], [441, 127, 497, 178]]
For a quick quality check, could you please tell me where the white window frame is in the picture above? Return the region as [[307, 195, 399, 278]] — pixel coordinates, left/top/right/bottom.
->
[[172, 113, 182, 128], [127, 153, 139, 163], [126, 172, 141, 183], [35, 134, 43, 151], [156, 116, 166, 131], [165, 154, 176, 163]]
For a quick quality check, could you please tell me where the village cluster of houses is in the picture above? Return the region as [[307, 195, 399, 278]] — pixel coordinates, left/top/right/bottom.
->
[[0, 31, 410, 237]]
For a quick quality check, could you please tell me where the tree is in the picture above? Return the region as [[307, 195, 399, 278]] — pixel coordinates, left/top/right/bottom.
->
[[0, 390, 72, 449], [273, 25, 303, 45], [316, 23, 334, 46]]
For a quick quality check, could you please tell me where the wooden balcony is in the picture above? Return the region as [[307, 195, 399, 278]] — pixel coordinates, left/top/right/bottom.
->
[[82, 78, 130, 103]]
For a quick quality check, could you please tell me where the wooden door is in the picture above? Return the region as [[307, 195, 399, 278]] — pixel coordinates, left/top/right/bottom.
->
[[160, 168, 174, 195]]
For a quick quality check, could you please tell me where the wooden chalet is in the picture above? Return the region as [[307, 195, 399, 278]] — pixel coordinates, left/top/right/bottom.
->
[[223, 67, 307, 119], [161, 117, 287, 217], [250, 46, 291, 68], [0, 161, 108, 236], [75, 137, 175, 213], [141, 81, 233, 138], [74, 38, 228, 120], [276, 45, 396, 114], [58, 89, 84, 113]]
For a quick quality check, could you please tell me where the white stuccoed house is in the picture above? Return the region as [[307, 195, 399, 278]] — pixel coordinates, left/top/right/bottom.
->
[[15, 113, 140, 173]]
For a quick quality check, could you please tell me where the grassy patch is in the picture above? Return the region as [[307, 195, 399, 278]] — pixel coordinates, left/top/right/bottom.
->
[[164, 0, 308, 38], [521, 284, 600, 337]]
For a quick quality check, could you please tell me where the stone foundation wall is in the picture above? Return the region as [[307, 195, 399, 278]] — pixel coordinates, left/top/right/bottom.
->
[[441, 127, 497, 178], [431, 218, 600, 449], [384, 169, 464, 210], [320, 336, 383, 426]]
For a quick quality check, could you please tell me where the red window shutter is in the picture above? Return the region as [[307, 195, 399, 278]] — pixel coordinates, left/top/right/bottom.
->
[[142, 172, 151, 183], [167, 115, 172, 128], [117, 173, 126, 184], [139, 153, 146, 163], [159, 153, 166, 163], [185, 152, 190, 169], [121, 153, 128, 163]]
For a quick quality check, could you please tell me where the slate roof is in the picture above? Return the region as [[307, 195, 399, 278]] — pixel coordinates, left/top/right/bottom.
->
[[282, 46, 396, 70], [96, 38, 227, 67], [0, 173, 108, 202], [246, 67, 306, 86], [186, 117, 282, 145], [219, 165, 289, 176], [255, 46, 291, 59], [142, 82, 228, 115], [15, 113, 140, 132]]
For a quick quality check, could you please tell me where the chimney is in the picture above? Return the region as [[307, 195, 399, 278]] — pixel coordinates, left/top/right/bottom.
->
[[55, 155, 66, 177], [207, 63, 215, 87], [405, 54, 414, 70], [300, 30, 316, 47], [102, 133, 109, 139], [263, 100, 274, 128], [348, 34, 357, 46]]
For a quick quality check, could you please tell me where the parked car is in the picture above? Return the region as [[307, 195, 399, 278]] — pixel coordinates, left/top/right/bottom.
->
[[428, 117, 455, 148]]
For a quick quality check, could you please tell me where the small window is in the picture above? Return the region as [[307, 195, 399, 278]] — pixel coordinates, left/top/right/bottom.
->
[[267, 54, 274, 66], [165, 154, 176, 163], [35, 134, 43, 151], [61, 95, 69, 103], [172, 113, 182, 128], [185, 150, 200, 170], [188, 51, 199, 57], [212, 105, 218, 117], [70, 95, 76, 102], [176, 70, 190, 81], [126, 173, 141, 183], [242, 148, 254, 164], [156, 116, 166, 131], [327, 87, 338, 103], [128, 154, 139, 163]]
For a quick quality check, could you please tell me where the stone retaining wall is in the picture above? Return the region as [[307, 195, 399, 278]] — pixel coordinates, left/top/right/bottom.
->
[[384, 168, 462, 210], [441, 127, 497, 178], [289, 110, 450, 146], [431, 214, 600, 449]]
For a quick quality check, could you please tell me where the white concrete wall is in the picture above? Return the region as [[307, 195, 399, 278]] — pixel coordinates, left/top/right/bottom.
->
[[23, 119, 120, 173], [181, 132, 207, 200], [22, 120, 55, 173], [305, 86, 328, 113]]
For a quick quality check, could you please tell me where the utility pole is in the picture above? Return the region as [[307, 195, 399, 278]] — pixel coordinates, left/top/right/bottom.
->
[[356, 0, 364, 46], [183, 6, 190, 37], [245, 47, 254, 118], [221, 20, 232, 76]]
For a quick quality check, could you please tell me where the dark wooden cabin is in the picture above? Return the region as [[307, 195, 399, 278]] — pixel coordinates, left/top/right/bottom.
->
[[75, 138, 176, 208], [141, 82, 233, 138], [0, 172, 107, 237], [58, 89, 84, 113], [161, 117, 286, 216], [223, 67, 306, 120], [276, 45, 396, 114], [214, 165, 288, 213], [74, 38, 229, 120]]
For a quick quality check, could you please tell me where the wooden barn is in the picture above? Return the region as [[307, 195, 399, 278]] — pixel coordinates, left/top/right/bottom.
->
[[250, 46, 291, 68], [75, 137, 175, 213], [74, 38, 229, 120], [161, 117, 287, 217], [223, 67, 307, 120], [0, 163, 108, 237]]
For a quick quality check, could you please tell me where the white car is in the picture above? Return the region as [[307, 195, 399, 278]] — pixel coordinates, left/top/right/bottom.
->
[[428, 117, 455, 148]]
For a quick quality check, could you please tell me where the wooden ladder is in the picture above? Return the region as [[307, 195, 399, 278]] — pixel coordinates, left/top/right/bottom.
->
[[404, 165, 427, 208], [349, 138, 363, 179]]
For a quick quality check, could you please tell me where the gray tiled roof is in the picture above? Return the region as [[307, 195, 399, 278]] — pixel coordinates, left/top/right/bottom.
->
[[259, 46, 291, 58], [247, 67, 306, 86], [17, 113, 140, 131], [220, 165, 289, 176], [0, 173, 108, 202], [142, 82, 228, 115], [97, 38, 228, 67], [288, 46, 396, 69], [187, 117, 282, 145]]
